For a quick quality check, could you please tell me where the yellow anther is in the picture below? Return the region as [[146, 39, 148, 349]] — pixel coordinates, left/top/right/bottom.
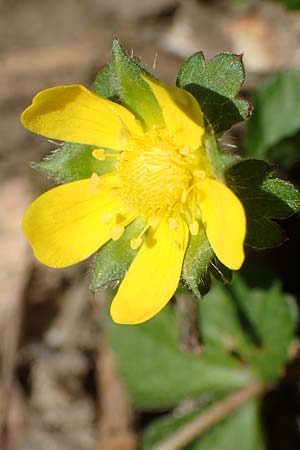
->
[[118, 124, 132, 144], [168, 217, 178, 230], [179, 144, 190, 156], [194, 170, 206, 179], [189, 220, 199, 236], [173, 240, 181, 251], [92, 149, 106, 160], [181, 189, 188, 203], [111, 225, 125, 241], [89, 172, 101, 195], [109, 187, 119, 197], [130, 237, 143, 250], [101, 212, 113, 224], [149, 217, 160, 229]]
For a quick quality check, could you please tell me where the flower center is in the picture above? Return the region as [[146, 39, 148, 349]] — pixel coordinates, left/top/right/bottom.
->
[[117, 130, 196, 219], [92, 128, 207, 247]]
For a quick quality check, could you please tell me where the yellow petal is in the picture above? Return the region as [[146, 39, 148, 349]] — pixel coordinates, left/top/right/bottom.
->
[[110, 219, 188, 324], [142, 75, 204, 150], [198, 179, 246, 270], [22, 175, 132, 268], [21, 84, 143, 149]]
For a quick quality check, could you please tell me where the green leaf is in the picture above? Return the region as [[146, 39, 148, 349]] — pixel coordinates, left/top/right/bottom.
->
[[244, 71, 300, 158], [91, 219, 144, 291], [142, 400, 265, 450], [245, 218, 287, 249], [177, 52, 251, 134], [272, 0, 300, 10], [110, 40, 164, 129], [229, 275, 298, 382], [201, 274, 298, 382], [262, 177, 300, 218], [106, 307, 254, 409], [226, 159, 300, 248], [32, 142, 115, 183], [182, 227, 214, 298]]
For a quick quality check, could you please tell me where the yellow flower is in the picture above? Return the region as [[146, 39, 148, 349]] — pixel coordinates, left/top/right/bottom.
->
[[21, 76, 246, 324]]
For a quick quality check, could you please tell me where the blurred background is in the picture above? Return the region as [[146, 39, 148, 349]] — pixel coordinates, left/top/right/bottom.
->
[[1, 0, 300, 449]]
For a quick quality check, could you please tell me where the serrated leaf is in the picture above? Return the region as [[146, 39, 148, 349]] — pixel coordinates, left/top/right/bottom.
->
[[201, 274, 297, 382], [226, 159, 300, 248], [244, 71, 300, 158], [110, 40, 164, 129], [32, 142, 115, 183], [177, 52, 251, 134], [182, 228, 213, 298], [230, 275, 297, 382], [106, 307, 254, 409], [142, 400, 265, 450], [262, 177, 300, 218], [245, 218, 287, 249], [91, 219, 143, 291]]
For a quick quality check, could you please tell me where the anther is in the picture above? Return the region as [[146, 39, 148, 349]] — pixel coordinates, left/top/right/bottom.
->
[[111, 225, 125, 241], [168, 217, 178, 230], [130, 237, 143, 250], [194, 170, 206, 179], [93, 149, 120, 161], [189, 220, 199, 236], [101, 212, 113, 224], [179, 144, 190, 156], [181, 189, 188, 203], [149, 217, 160, 229], [89, 172, 102, 195]]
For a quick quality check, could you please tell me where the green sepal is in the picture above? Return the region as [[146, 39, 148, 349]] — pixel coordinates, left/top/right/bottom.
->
[[109, 39, 164, 129], [93, 63, 119, 100], [203, 133, 237, 182], [226, 159, 300, 249], [210, 257, 233, 285], [91, 218, 144, 291], [177, 52, 252, 134], [32, 142, 116, 183], [181, 227, 214, 298]]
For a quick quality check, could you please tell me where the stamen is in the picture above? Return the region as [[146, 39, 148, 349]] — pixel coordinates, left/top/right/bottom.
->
[[168, 217, 179, 230], [149, 217, 160, 229], [130, 236, 143, 250], [101, 212, 113, 224], [118, 122, 133, 144], [93, 149, 106, 160], [92, 149, 120, 161], [194, 170, 206, 179], [189, 220, 199, 236], [181, 189, 188, 203], [111, 225, 125, 241], [89, 173, 102, 195], [179, 144, 190, 156]]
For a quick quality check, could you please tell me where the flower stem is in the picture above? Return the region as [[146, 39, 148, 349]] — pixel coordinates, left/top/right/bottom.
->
[[176, 293, 202, 354]]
